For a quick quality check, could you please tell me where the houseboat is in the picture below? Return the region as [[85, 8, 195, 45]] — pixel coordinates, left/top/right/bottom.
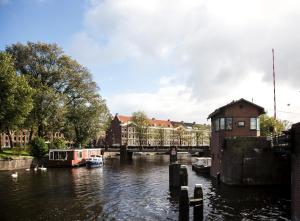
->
[[192, 157, 211, 175], [48, 148, 102, 167]]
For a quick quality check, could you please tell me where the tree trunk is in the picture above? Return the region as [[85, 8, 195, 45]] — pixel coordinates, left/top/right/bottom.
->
[[29, 127, 34, 141], [0, 134, 2, 152], [6, 128, 14, 148]]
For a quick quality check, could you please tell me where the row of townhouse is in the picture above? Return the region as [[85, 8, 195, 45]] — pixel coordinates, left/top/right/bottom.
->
[[0, 130, 64, 148], [106, 114, 210, 147]]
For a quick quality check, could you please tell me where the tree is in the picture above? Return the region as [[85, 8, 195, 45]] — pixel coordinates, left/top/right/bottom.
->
[[193, 124, 210, 146], [6, 42, 111, 146], [175, 126, 186, 146], [157, 127, 165, 147], [259, 114, 285, 136], [0, 52, 34, 149], [131, 111, 150, 147], [49, 138, 67, 149], [63, 58, 110, 147], [29, 137, 48, 157], [6, 42, 68, 138]]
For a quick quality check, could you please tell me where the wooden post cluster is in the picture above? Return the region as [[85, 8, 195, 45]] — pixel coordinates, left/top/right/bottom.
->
[[179, 184, 204, 221], [169, 164, 188, 189]]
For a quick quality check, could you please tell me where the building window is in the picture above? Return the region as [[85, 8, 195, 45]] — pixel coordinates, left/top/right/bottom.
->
[[250, 118, 259, 130], [215, 119, 219, 131], [225, 118, 233, 130], [220, 118, 225, 130], [238, 121, 245, 127]]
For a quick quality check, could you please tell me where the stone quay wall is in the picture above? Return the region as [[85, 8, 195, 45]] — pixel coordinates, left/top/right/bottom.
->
[[221, 137, 290, 185], [291, 123, 300, 221]]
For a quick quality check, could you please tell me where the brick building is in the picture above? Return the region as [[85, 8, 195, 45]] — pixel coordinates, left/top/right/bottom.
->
[[106, 114, 210, 147], [291, 123, 300, 221], [0, 130, 64, 148], [208, 98, 265, 178]]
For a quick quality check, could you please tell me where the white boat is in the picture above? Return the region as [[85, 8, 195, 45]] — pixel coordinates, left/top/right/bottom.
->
[[86, 155, 103, 168], [192, 157, 211, 174]]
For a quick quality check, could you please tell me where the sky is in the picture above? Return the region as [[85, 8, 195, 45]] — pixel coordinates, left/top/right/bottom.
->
[[1, 0, 300, 124]]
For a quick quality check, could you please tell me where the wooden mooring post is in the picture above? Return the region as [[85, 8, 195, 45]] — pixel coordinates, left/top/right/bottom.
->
[[170, 146, 178, 163], [169, 164, 188, 189], [179, 186, 189, 221], [120, 145, 133, 161], [179, 184, 204, 221]]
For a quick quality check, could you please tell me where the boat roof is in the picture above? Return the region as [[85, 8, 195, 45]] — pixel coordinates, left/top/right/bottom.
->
[[195, 157, 211, 160], [49, 148, 101, 152]]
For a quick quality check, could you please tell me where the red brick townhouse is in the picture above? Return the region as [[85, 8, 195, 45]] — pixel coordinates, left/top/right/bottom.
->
[[207, 98, 265, 178]]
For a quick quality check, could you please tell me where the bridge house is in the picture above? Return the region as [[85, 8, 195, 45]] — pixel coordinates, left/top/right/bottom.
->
[[208, 98, 265, 179], [106, 114, 210, 147]]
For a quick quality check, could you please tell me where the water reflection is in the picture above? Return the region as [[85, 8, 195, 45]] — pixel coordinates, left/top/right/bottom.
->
[[0, 156, 291, 221]]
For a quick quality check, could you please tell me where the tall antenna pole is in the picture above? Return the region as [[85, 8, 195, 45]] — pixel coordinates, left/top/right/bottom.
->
[[272, 48, 277, 119]]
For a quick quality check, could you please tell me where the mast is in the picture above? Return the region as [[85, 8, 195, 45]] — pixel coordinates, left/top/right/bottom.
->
[[272, 48, 276, 119]]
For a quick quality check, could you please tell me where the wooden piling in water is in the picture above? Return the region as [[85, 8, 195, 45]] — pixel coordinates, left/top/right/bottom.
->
[[179, 165, 188, 187], [169, 163, 181, 188], [193, 184, 203, 221], [170, 146, 178, 163], [179, 186, 189, 221]]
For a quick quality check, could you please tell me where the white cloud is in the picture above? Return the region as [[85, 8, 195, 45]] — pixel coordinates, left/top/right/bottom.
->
[[69, 0, 300, 123]]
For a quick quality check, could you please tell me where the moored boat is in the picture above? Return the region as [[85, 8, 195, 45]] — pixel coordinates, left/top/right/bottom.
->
[[86, 155, 103, 168], [48, 148, 102, 167], [192, 157, 211, 175]]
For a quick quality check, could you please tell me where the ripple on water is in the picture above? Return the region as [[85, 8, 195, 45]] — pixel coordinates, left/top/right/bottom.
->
[[0, 156, 291, 221]]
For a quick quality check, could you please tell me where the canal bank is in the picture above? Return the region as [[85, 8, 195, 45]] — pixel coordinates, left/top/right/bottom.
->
[[0, 156, 48, 171], [0, 155, 290, 220]]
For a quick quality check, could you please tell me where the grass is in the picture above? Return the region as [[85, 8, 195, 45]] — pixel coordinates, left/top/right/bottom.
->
[[0, 147, 31, 160]]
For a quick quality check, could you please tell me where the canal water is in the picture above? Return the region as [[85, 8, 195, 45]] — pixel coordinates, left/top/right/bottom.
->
[[0, 155, 290, 221]]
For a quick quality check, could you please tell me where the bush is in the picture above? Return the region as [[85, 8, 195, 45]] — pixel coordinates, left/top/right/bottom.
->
[[29, 137, 48, 157], [49, 138, 67, 149]]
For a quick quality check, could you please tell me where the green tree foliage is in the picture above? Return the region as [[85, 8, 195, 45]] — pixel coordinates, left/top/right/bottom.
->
[[6, 42, 111, 147], [62, 57, 110, 148], [49, 138, 67, 149], [259, 114, 285, 136], [0, 52, 34, 149], [131, 111, 150, 147], [6, 42, 68, 137], [193, 124, 210, 146], [29, 137, 48, 157]]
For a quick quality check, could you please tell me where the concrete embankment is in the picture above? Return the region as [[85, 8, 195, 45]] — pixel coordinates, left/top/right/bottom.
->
[[0, 157, 48, 171]]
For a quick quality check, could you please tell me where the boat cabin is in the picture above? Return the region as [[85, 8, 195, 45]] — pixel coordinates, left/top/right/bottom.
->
[[48, 148, 102, 167]]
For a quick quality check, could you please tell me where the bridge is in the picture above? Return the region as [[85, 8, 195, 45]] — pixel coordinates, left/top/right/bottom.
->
[[103, 145, 210, 160]]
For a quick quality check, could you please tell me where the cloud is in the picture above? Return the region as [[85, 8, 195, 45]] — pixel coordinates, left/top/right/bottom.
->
[[69, 0, 300, 122]]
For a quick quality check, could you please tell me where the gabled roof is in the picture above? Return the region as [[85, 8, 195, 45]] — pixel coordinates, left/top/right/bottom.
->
[[116, 115, 132, 124], [207, 98, 265, 119], [150, 119, 172, 127], [115, 115, 173, 127]]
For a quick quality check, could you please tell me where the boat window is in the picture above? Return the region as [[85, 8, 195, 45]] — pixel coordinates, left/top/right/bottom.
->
[[78, 151, 82, 159], [50, 151, 67, 160]]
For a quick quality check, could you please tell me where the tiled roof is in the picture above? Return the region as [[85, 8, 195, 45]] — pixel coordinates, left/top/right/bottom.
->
[[117, 115, 132, 123], [116, 115, 172, 127], [207, 98, 265, 119], [150, 119, 172, 127]]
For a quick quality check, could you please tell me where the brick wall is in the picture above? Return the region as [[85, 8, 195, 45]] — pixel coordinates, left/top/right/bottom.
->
[[210, 102, 262, 177], [292, 123, 300, 221], [221, 137, 290, 185]]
